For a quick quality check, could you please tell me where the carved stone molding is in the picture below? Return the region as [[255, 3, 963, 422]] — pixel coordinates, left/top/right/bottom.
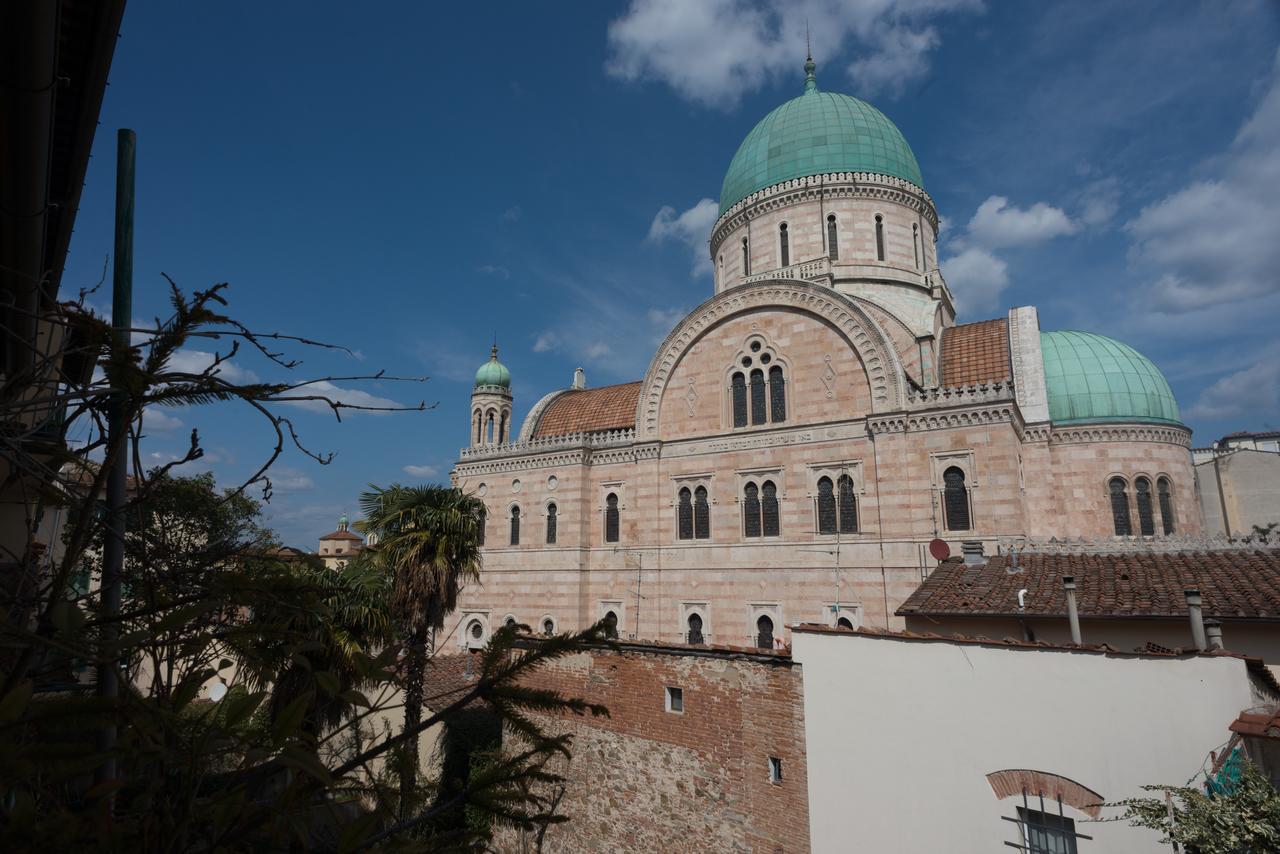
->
[[998, 533, 1280, 555], [1049, 423, 1193, 448]]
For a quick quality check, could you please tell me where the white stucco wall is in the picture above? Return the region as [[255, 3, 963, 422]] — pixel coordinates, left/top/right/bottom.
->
[[791, 630, 1257, 853]]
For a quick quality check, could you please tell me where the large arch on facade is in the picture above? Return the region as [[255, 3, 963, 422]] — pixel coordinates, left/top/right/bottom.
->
[[635, 279, 909, 438]]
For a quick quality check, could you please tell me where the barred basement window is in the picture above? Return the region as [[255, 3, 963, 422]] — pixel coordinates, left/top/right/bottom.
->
[[943, 467, 971, 531], [779, 222, 790, 267], [694, 486, 710, 539], [750, 369, 767, 425], [756, 614, 774, 649], [677, 487, 694, 540], [1158, 477, 1176, 534], [838, 474, 858, 533], [817, 477, 837, 534], [875, 214, 885, 261], [687, 612, 704, 645], [509, 506, 520, 545], [1109, 477, 1132, 536], [769, 365, 786, 423], [743, 482, 762, 538], [762, 480, 780, 537], [603, 610, 619, 639], [605, 493, 620, 543], [742, 236, 750, 275], [731, 372, 748, 428], [1135, 477, 1155, 536], [827, 214, 839, 260], [545, 502, 557, 544]]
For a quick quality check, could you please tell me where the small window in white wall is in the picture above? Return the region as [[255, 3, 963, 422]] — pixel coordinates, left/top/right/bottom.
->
[[768, 756, 783, 784], [665, 686, 683, 713]]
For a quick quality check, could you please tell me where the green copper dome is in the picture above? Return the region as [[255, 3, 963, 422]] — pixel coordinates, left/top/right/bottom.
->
[[1040, 331, 1181, 426], [474, 345, 510, 389], [718, 59, 924, 215]]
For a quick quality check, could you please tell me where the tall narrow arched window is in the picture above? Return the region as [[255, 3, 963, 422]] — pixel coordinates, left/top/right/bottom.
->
[[731, 372, 748, 428], [817, 477, 836, 534], [827, 214, 839, 260], [687, 613, 704, 645], [509, 506, 520, 545], [743, 482, 761, 538], [1135, 477, 1155, 536], [1109, 477, 1132, 536], [477, 507, 486, 546], [694, 486, 710, 540], [768, 365, 786, 423], [756, 615, 774, 649], [545, 502, 557, 544], [603, 610, 618, 640], [542, 617, 555, 636], [943, 467, 971, 531], [912, 223, 920, 269], [498, 411, 508, 444], [486, 412, 495, 444], [1158, 477, 1176, 534], [677, 487, 693, 540], [875, 214, 885, 261], [762, 480, 780, 537], [741, 237, 750, 276], [837, 474, 858, 534], [717, 254, 724, 288], [750, 369, 767, 425], [779, 222, 790, 267], [474, 411, 482, 445], [605, 493, 619, 543]]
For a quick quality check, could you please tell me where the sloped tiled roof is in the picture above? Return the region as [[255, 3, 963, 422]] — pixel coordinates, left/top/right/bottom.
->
[[939, 318, 1010, 387], [531, 381, 642, 438], [319, 529, 363, 542], [897, 550, 1280, 620]]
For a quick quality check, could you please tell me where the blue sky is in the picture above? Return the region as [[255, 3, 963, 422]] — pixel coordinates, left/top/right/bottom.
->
[[62, 1, 1280, 547]]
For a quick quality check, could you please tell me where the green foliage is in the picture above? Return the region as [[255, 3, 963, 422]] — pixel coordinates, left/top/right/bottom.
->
[[1108, 757, 1280, 853]]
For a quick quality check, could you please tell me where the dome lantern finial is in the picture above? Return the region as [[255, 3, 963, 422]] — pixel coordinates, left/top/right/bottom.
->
[[803, 29, 817, 93]]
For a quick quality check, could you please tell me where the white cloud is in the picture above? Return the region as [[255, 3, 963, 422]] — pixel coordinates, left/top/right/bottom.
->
[[965, 195, 1079, 248], [606, 0, 983, 106], [142, 408, 183, 432], [501, 205, 523, 223], [403, 463, 440, 478], [646, 307, 685, 330], [167, 349, 259, 384], [269, 466, 316, 493], [1185, 346, 1280, 421], [1127, 49, 1280, 313], [532, 331, 561, 353], [476, 264, 511, 279], [648, 198, 718, 277], [940, 247, 1008, 315], [279, 381, 405, 416], [1076, 176, 1121, 226], [582, 341, 613, 361]]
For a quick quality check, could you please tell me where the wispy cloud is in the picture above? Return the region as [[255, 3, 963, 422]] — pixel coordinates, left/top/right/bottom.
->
[[648, 198, 717, 277], [501, 205, 523, 223], [1185, 342, 1280, 421], [532, 331, 561, 353], [280, 381, 406, 416], [167, 349, 259, 384], [402, 463, 440, 478], [476, 264, 511, 279]]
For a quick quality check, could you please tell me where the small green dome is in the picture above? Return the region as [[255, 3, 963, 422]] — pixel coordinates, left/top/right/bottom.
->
[[1040, 331, 1181, 426], [474, 345, 510, 389], [719, 59, 924, 215]]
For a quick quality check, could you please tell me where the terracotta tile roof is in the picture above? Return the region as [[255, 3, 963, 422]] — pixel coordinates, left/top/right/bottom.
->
[[531, 381, 642, 438], [897, 550, 1280, 620], [939, 318, 1011, 387], [319, 529, 363, 542], [1230, 707, 1280, 739]]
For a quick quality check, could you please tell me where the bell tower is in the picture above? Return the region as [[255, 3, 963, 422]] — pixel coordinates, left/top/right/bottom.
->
[[470, 344, 513, 447]]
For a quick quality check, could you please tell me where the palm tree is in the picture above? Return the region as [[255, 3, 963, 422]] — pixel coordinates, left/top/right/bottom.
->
[[358, 484, 484, 815]]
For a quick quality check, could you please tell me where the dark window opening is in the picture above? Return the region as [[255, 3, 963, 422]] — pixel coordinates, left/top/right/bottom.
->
[[542, 618, 554, 636], [666, 686, 683, 713], [731, 372, 748, 428], [769, 365, 786, 423], [605, 492, 620, 543], [744, 482, 761, 538], [750, 369, 767, 425], [875, 214, 885, 261], [756, 614, 774, 649], [768, 756, 783, 783], [477, 507, 486, 546], [779, 222, 790, 267], [1017, 806, 1082, 854], [504, 616, 516, 629], [602, 610, 618, 640], [687, 612, 704, 645], [546, 502, 558, 544], [742, 237, 750, 276], [827, 214, 838, 261], [837, 474, 858, 534], [498, 411, 508, 444], [509, 505, 521, 546], [817, 476, 836, 535], [1109, 477, 1132, 536], [762, 480, 780, 537], [1135, 477, 1155, 536], [677, 487, 693, 540], [468, 621, 483, 641], [1158, 477, 1175, 534], [836, 616, 854, 629], [943, 467, 971, 531], [912, 223, 920, 269], [694, 486, 710, 539]]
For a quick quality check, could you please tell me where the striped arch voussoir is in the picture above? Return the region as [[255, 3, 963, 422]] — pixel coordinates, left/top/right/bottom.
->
[[985, 769, 1104, 819]]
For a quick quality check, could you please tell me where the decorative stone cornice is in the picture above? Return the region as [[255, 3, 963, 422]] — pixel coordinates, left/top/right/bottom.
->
[[997, 533, 1280, 555], [869, 403, 1020, 436], [458, 428, 636, 463], [636, 281, 908, 438], [905, 381, 1015, 411], [1049, 423, 1193, 448], [455, 449, 588, 477]]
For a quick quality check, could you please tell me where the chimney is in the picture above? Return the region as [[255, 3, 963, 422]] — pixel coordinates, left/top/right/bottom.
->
[[962, 541, 985, 567], [572, 367, 586, 389], [1185, 588, 1207, 651], [1205, 619, 1224, 650], [1062, 576, 1082, 645]]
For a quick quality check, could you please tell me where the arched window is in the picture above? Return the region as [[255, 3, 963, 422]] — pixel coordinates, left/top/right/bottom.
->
[[605, 492, 619, 543], [943, 467, 971, 531], [741, 236, 750, 276], [1158, 477, 1176, 534], [477, 506, 486, 546], [677, 487, 693, 540], [731, 372, 747, 428], [717, 254, 723, 288], [542, 618, 555, 636], [779, 222, 790, 267], [762, 480, 780, 537], [509, 505, 520, 545], [769, 365, 786, 423], [836, 616, 854, 630], [827, 214, 839, 260], [750, 369, 767, 425], [687, 613, 704, 645], [817, 477, 836, 534], [486, 412, 495, 444], [546, 502, 557, 544], [498, 411, 508, 444], [504, 616, 517, 629], [1109, 477, 1132, 536], [837, 474, 858, 534], [468, 620, 484, 642], [743, 482, 761, 538], [875, 214, 885, 261], [694, 486, 710, 540], [756, 615, 774, 649], [474, 411, 482, 445], [1135, 477, 1155, 536], [602, 610, 619, 640], [912, 223, 920, 269]]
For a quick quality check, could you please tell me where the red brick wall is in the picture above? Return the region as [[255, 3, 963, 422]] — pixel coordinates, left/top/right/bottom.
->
[[503, 644, 810, 853]]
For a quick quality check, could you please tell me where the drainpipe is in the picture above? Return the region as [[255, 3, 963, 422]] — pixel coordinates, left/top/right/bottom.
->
[[1063, 576, 1082, 645], [1185, 589, 1207, 651], [1205, 619, 1224, 651]]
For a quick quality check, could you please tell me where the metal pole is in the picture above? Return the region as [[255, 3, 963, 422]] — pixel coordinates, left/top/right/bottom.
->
[[1063, 576, 1083, 645], [96, 129, 134, 793]]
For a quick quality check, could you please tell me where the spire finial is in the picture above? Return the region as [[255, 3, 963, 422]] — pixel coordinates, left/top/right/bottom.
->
[[806, 20, 811, 61], [491, 332, 498, 360], [803, 32, 817, 93]]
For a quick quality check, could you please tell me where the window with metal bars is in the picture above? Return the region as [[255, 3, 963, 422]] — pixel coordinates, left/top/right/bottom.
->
[[1109, 477, 1132, 536], [687, 612, 704, 645], [779, 222, 790, 267], [677, 488, 693, 540], [817, 477, 836, 534], [731, 372, 747, 428], [694, 486, 710, 539], [837, 474, 858, 533], [769, 365, 786, 422], [605, 493, 619, 543], [743, 482, 761, 538], [1158, 477, 1175, 534], [750, 369, 767, 425], [509, 506, 520, 545], [943, 467, 971, 531], [545, 502, 557, 544], [762, 480, 780, 537], [875, 214, 885, 261], [827, 214, 838, 260], [1135, 477, 1155, 536]]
